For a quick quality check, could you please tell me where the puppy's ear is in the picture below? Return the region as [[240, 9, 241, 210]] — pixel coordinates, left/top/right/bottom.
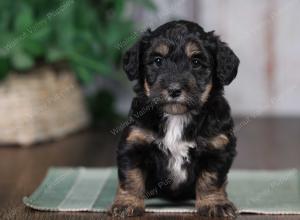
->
[[123, 41, 140, 81], [215, 40, 240, 85]]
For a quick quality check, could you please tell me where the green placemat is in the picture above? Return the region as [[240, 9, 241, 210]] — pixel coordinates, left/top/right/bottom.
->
[[23, 168, 300, 214]]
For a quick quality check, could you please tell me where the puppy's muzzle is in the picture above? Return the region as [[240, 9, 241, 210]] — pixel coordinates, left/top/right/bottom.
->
[[167, 83, 182, 99]]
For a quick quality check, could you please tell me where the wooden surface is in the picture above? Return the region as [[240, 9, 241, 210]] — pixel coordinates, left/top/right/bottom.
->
[[0, 117, 299, 220]]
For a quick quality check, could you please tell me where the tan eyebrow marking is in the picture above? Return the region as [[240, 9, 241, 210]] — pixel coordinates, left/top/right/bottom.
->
[[185, 41, 201, 58], [154, 43, 169, 56]]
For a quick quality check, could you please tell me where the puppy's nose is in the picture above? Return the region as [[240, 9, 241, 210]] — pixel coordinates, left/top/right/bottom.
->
[[167, 84, 182, 98]]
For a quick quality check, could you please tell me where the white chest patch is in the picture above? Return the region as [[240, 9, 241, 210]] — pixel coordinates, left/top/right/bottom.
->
[[160, 114, 195, 188]]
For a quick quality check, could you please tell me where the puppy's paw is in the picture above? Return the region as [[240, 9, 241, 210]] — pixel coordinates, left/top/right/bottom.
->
[[109, 203, 145, 217], [197, 201, 237, 218]]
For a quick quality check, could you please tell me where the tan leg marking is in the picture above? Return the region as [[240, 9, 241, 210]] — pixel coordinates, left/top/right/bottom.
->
[[196, 171, 219, 201], [196, 171, 237, 218], [125, 169, 145, 198], [209, 134, 229, 149], [126, 127, 155, 144], [111, 169, 145, 217]]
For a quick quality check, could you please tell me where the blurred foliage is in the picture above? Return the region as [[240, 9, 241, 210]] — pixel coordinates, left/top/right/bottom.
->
[[0, 0, 156, 82], [87, 90, 125, 127]]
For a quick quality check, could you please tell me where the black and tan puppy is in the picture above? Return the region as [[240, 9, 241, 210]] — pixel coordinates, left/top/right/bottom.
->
[[110, 20, 239, 218]]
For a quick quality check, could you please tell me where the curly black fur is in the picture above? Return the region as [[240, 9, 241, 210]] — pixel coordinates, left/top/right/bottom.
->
[[111, 20, 240, 218]]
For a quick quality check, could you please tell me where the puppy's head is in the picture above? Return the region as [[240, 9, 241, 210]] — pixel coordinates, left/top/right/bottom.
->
[[123, 20, 239, 115]]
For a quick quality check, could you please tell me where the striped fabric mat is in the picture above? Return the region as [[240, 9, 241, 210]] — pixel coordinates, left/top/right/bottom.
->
[[23, 168, 300, 214]]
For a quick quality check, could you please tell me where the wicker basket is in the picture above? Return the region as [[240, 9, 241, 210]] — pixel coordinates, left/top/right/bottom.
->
[[0, 65, 90, 146]]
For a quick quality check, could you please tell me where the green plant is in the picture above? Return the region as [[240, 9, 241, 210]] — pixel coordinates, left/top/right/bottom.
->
[[0, 0, 155, 82], [87, 90, 125, 126]]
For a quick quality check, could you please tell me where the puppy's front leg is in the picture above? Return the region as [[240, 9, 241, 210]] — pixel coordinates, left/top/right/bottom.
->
[[195, 134, 237, 218], [110, 168, 145, 217], [110, 127, 153, 217], [195, 171, 236, 218]]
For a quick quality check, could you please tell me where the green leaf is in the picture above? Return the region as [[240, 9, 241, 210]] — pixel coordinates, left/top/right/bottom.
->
[[114, 0, 125, 18], [74, 65, 93, 84], [0, 48, 8, 58], [14, 3, 34, 32], [0, 58, 10, 80], [0, 0, 156, 84], [31, 25, 51, 42], [69, 52, 112, 76], [131, 0, 157, 10], [23, 39, 45, 57], [46, 48, 65, 62], [11, 50, 34, 70]]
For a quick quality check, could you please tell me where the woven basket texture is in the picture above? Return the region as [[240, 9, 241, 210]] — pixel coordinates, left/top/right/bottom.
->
[[0, 66, 90, 146]]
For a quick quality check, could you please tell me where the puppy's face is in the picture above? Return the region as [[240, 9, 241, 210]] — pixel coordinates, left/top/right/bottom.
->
[[142, 28, 212, 115], [123, 20, 240, 115]]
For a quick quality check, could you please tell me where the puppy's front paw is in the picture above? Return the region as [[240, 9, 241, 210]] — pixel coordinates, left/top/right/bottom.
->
[[109, 203, 145, 217], [197, 201, 237, 218]]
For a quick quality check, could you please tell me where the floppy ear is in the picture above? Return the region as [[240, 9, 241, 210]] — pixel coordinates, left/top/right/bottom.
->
[[215, 41, 240, 85], [123, 41, 140, 81]]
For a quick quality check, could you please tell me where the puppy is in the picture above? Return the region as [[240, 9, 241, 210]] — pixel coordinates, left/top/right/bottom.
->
[[110, 20, 239, 218]]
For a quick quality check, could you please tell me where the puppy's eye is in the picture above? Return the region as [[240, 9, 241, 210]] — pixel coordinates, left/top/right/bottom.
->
[[154, 57, 163, 66], [191, 58, 201, 68]]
